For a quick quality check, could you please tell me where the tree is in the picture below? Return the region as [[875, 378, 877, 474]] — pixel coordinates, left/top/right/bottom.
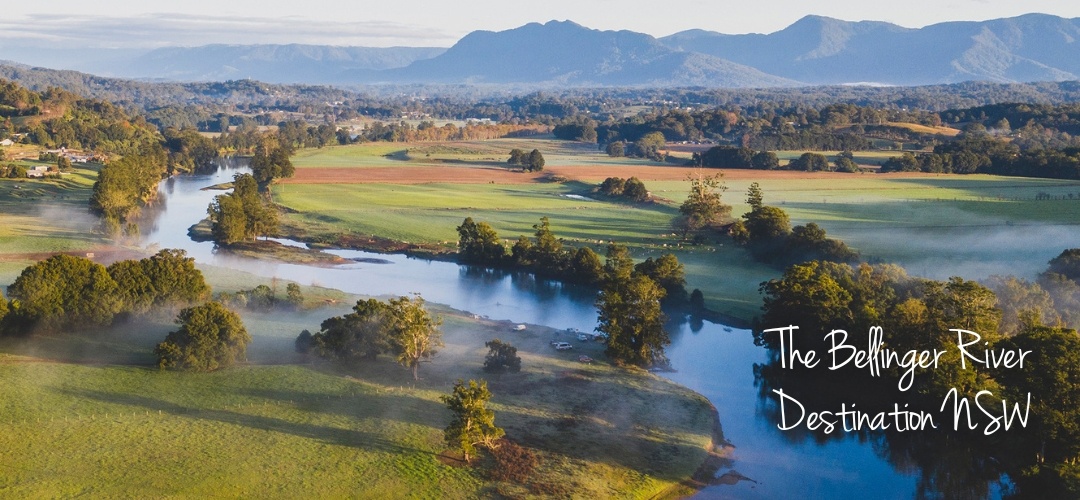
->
[[602, 243, 635, 285], [311, 298, 391, 363], [635, 253, 688, 305], [286, 283, 304, 309], [387, 295, 443, 380], [456, 217, 506, 265], [996, 325, 1080, 462], [7, 164, 26, 178], [483, 339, 521, 373], [622, 177, 648, 202], [107, 259, 155, 315], [1046, 249, 1080, 282], [0, 291, 9, 330], [510, 236, 534, 267], [746, 182, 764, 211], [531, 217, 564, 274], [605, 141, 625, 157], [6, 254, 122, 332], [526, 149, 545, 172], [751, 151, 780, 170], [295, 329, 314, 353], [507, 148, 526, 165], [155, 302, 251, 371], [677, 172, 731, 238], [139, 249, 211, 308], [985, 276, 1060, 335], [441, 379, 504, 464], [689, 289, 705, 311], [834, 151, 860, 172], [207, 173, 279, 244], [758, 261, 855, 347], [635, 131, 666, 161], [570, 247, 604, 285], [207, 191, 247, 245], [596, 274, 670, 367], [744, 205, 792, 242], [598, 176, 626, 195], [250, 139, 295, 186], [789, 152, 830, 171]]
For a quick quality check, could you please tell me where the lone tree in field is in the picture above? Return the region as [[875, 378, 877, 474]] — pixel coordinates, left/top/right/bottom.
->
[[387, 295, 444, 380], [677, 172, 731, 239], [441, 379, 504, 464], [155, 302, 251, 371], [483, 339, 521, 373]]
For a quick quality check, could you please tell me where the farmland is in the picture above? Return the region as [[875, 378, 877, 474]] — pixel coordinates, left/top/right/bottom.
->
[[0, 155, 717, 498], [274, 139, 1080, 320], [5, 136, 1080, 497], [0, 165, 114, 261]]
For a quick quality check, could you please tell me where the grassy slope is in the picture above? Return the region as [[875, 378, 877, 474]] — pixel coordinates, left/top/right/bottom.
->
[[0, 165, 106, 256], [275, 142, 1080, 322], [0, 303, 714, 499]]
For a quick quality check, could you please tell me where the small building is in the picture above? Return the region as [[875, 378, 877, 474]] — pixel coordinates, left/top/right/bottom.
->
[[25, 165, 51, 178]]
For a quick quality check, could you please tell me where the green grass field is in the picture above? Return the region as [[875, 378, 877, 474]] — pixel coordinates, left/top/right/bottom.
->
[[0, 166, 106, 257], [275, 142, 1080, 322], [0, 300, 714, 498], [276, 181, 677, 250], [290, 138, 664, 169]]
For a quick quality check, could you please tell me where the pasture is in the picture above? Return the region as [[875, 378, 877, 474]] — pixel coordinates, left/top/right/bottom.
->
[[274, 141, 1080, 320], [0, 166, 109, 259], [0, 293, 714, 499]]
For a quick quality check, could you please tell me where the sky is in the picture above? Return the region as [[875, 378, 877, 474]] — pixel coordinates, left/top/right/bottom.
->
[[1, 1, 1080, 48]]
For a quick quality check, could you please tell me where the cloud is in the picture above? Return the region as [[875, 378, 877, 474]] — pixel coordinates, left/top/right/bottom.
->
[[0, 13, 458, 48]]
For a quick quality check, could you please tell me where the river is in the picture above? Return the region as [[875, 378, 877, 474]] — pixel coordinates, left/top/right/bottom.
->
[[142, 163, 968, 499]]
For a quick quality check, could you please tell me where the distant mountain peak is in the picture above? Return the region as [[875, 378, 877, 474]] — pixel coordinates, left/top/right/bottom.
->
[[4, 14, 1079, 88]]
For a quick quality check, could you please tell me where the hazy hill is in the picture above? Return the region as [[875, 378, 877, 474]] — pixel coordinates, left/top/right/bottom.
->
[[3, 14, 1080, 87], [116, 45, 446, 83], [374, 20, 798, 87], [660, 13, 1080, 85]]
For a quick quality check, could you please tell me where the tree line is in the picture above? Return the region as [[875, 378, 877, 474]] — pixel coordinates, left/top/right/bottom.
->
[[882, 132, 1080, 180], [457, 216, 686, 367], [456, 217, 688, 301]]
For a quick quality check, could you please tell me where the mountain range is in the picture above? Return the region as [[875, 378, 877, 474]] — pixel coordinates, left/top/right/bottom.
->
[[2, 14, 1079, 88]]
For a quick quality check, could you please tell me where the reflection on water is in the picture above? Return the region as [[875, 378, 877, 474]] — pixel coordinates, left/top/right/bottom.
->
[[139, 162, 1013, 498]]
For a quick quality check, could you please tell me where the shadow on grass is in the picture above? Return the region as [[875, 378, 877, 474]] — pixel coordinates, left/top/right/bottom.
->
[[58, 387, 436, 456], [485, 370, 717, 482], [230, 386, 446, 428]]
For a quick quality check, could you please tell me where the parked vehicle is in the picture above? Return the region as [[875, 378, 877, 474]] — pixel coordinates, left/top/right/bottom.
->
[[552, 342, 573, 350], [512, 324, 526, 331]]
